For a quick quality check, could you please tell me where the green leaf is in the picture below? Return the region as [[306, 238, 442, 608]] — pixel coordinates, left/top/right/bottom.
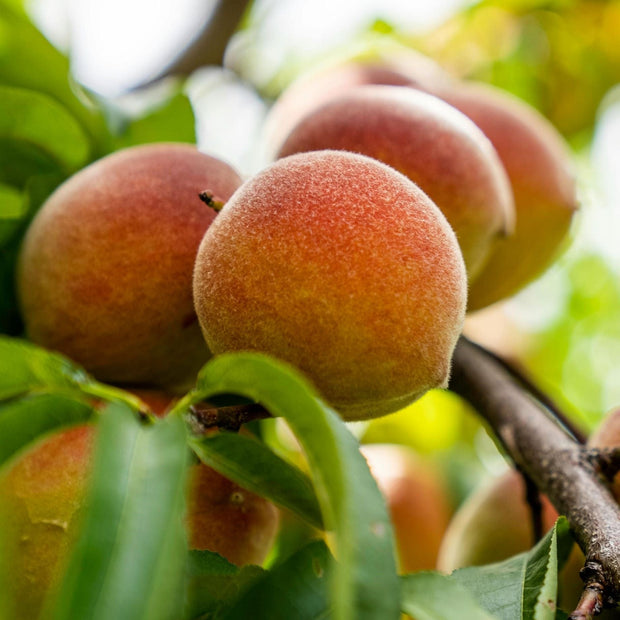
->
[[189, 431, 324, 530], [173, 352, 400, 620], [0, 393, 94, 467], [0, 182, 25, 245], [113, 91, 196, 149], [400, 572, 498, 620], [44, 404, 189, 620], [0, 85, 92, 174], [222, 540, 333, 620], [0, 4, 109, 151], [0, 336, 93, 400], [183, 550, 265, 619], [451, 518, 574, 620], [0, 174, 64, 334]]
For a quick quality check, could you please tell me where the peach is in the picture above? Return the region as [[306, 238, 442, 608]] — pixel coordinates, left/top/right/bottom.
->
[[17, 143, 243, 391], [361, 443, 452, 573], [0, 419, 279, 620], [193, 150, 467, 420], [589, 407, 620, 501], [262, 47, 452, 159], [436, 468, 584, 609], [276, 86, 515, 279], [439, 82, 579, 310]]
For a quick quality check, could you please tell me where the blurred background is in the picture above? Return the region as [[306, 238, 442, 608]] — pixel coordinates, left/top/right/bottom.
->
[[20, 0, 620, 496]]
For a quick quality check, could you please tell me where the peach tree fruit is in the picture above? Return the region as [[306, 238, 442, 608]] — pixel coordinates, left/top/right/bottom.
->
[[436, 468, 585, 609], [17, 143, 243, 391], [588, 407, 620, 501], [193, 150, 468, 421], [276, 86, 515, 280], [261, 47, 452, 159], [0, 420, 279, 620], [361, 443, 452, 573], [439, 82, 579, 310]]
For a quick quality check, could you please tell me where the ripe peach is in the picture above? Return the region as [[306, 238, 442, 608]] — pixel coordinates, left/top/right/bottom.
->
[[277, 86, 515, 279], [262, 47, 452, 159], [439, 82, 579, 310], [17, 143, 243, 391], [361, 444, 452, 573], [0, 420, 279, 620], [193, 150, 467, 420]]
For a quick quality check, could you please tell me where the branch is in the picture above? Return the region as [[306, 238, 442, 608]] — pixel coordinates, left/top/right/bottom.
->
[[187, 401, 270, 433], [466, 338, 588, 444], [449, 336, 620, 613], [136, 0, 251, 88]]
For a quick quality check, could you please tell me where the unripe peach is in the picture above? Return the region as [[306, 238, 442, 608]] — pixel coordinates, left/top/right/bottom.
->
[[193, 150, 467, 420], [436, 469, 559, 571], [17, 143, 243, 391], [436, 469, 584, 609], [361, 444, 452, 573], [262, 48, 452, 159], [439, 82, 579, 310], [0, 420, 279, 620], [277, 86, 515, 279]]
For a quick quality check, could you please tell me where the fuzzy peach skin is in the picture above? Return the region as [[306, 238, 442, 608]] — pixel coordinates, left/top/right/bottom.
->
[[277, 86, 515, 280], [439, 82, 579, 310], [262, 48, 452, 159], [361, 444, 452, 573], [0, 422, 279, 620], [17, 143, 242, 391], [193, 150, 467, 421]]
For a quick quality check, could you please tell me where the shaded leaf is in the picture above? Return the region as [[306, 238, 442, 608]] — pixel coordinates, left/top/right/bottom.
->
[[173, 352, 400, 620], [190, 431, 323, 530], [222, 540, 333, 620], [184, 550, 265, 619]]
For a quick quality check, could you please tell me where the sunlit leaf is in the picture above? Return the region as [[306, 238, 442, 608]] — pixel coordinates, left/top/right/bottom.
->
[[114, 91, 196, 149], [0, 4, 109, 151], [401, 572, 498, 620], [451, 518, 573, 620], [0, 85, 92, 174]]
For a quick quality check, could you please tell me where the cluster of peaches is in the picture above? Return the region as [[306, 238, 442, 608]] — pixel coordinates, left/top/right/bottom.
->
[[3, 47, 586, 617]]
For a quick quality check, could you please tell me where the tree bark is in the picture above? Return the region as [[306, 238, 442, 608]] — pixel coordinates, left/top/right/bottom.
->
[[449, 336, 620, 611]]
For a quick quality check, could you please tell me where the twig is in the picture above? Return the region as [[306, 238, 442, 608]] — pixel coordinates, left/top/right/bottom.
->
[[449, 336, 620, 614], [135, 0, 251, 88], [187, 401, 270, 433], [465, 338, 588, 444], [569, 578, 605, 619]]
